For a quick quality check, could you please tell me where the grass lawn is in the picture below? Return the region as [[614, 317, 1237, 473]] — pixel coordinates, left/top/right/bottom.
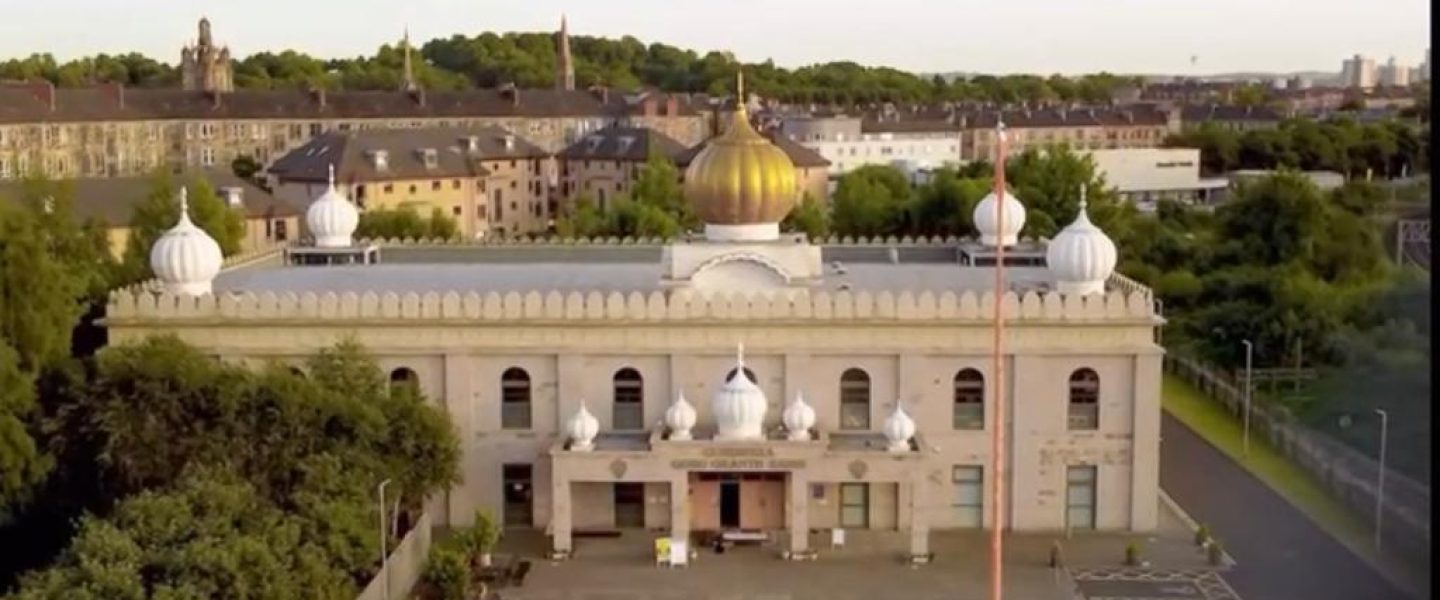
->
[[1162, 374, 1427, 595]]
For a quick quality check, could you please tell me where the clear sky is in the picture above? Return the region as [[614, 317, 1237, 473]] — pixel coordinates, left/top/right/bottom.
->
[[0, 0, 1430, 75]]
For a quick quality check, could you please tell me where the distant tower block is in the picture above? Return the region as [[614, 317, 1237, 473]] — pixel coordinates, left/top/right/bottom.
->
[[181, 17, 234, 93]]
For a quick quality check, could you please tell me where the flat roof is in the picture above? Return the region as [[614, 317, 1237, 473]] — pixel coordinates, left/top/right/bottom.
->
[[211, 245, 1061, 296]]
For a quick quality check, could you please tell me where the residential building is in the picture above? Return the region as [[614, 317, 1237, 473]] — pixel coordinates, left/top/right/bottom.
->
[[959, 106, 1178, 163], [0, 18, 706, 183], [1342, 54, 1379, 89], [780, 115, 961, 177], [267, 127, 551, 240], [1179, 104, 1283, 132], [111, 109, 1163, 560], [0, 168, 297, 258], [1380, 57, 1412, 88], [556, 126, 688, 210]]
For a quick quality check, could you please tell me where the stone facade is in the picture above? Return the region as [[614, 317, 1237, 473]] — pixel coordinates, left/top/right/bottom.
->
[[105, 273, 1163, 557]]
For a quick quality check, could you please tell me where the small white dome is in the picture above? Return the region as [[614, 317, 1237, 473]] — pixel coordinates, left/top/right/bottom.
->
[[782, 391, 816, 441], [712, 344, 767, 441], [1046, 195, 1117, 296], [665, 391, 697, 441], [567, 401, 599, 451], [306, 164, 359, 248], [973, 189, 1027, 247], [150, 187, 222, 297], [883, 401, 916, 453]]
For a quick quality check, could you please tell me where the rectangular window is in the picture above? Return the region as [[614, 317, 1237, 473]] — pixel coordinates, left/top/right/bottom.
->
[[431, 181, 441, 191], [452, 205, 462, 216], [613, 380, 643, 431], [273, 219, 288, 242], [1065, 466, 1097, 530], [952, 466, 983, 528], [501, 380, 531, 430], [1068, 374, 1100, 431], [839, 483, 869, 528], [452, 179, 461, 189], [200, 148, 215, 166], [839, 382, 870, 430]]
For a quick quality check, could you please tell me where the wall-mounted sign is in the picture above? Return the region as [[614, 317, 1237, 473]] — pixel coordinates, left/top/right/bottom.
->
[[670, 458, 806, 470]]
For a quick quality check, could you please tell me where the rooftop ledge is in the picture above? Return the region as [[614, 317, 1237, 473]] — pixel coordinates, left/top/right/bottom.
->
[[105, 286, 1160, 323]]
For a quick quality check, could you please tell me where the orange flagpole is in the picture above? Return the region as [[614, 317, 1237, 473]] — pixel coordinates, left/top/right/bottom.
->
[[989, 117, 1009, 600]]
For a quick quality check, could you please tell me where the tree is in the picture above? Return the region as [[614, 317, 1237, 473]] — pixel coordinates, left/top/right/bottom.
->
[[831, 165, 910, 237], [628, 150, 693, 230], [554, 194, 607, 238], [0, 186, 100, 373], [0, 341, 49, 523], [231, 155, 262, 181], [902, 169, 986, 237], [354, 206, 458, 241], [781, 192, 830, 239], [119, 172, 245, 284]]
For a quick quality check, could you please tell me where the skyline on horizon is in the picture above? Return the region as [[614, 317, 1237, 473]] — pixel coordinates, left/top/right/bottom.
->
[[0, 0, 1431, 77]]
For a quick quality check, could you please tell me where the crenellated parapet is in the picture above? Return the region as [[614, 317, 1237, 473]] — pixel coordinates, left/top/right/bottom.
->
[[353, 234, 1049, 247], [106, 288, 1158, 324]]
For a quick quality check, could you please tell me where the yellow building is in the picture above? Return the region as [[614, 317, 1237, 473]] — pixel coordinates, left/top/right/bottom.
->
[[267, 127, 551, 240]]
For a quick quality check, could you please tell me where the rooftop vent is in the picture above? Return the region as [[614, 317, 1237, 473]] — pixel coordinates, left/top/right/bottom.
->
[[368, 149, 389, 171], [419, 148, 438, 169], [831, 260, 846, 275], [503, 134, 516, 151], [463, 136, 480, 152], [220, 186, 244, 209]]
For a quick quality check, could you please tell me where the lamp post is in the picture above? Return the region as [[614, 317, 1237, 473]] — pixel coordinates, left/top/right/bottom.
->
[[378, 479, 392, 600], [1374, 409, 1388, 550], [1241, 340, 1253, 458]]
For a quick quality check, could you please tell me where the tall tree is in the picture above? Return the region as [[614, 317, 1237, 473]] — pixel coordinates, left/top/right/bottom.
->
[[118, 172, 245, 284]]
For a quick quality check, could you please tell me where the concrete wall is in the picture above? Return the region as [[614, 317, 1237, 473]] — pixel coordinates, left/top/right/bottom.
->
[[355, 512, 432, 600]]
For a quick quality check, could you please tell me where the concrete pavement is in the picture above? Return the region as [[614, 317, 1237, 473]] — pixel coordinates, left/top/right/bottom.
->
[[1160, 413, 1416, 600]]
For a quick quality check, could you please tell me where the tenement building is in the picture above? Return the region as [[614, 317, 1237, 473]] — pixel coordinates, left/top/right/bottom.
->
[[104, 97, 1163, 562], [0, 18, 706, 181], [267, 127, 552, 239]]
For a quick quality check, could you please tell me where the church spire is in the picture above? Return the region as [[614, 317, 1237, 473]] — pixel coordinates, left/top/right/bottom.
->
[[555, 15, 575, 91], [400, 27, 418, 93]]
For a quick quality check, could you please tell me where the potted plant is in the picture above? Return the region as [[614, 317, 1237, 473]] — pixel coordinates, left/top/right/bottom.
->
[[1124, 540, 1142, 566], [421, 543, 470, 600], [463, 509, 501, 569]]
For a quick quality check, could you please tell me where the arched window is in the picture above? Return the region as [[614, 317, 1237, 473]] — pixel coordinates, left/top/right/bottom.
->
[[501, 367, 532, 430], [389, 367, 419, 396], [725, 366, 757, 385], [953, 369, 984, 430], [839, 368, 871, 430], [612, 367, 644, 430], [1068, 368, 1099, 430]]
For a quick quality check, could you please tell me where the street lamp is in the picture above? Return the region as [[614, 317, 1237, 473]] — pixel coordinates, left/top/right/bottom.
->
[[378, 479, 393, 600], [1374, 409, 1388, 550], [1241, 340, 1253, 458]]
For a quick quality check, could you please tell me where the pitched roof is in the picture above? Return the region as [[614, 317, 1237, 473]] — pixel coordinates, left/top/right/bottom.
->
[[0, 83, 701, 125], [557, 126, 688, 161], [673, 131, 831, 169], [0, 168, 295, 227], [268, 126, 548, 183], [1180, 104, 1283, 123]]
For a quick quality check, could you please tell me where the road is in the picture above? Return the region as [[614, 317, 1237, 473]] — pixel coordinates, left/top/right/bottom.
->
[[1160, 413, 1416, 600]]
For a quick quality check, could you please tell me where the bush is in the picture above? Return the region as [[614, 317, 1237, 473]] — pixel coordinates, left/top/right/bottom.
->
[[422, 543, 471, 600], [1124, 539, 1142, 566]]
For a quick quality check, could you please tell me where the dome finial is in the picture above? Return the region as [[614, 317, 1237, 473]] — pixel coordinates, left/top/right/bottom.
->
[[736, 69, 745, 113], [1078, 185, 1087, 210], [327, 162, 336, 189], [178, 186, 191, 224], [736, 342, 745, 368]]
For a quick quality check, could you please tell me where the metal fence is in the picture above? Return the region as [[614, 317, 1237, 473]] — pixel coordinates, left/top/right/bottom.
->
[[1164, 354, 1432, 566]]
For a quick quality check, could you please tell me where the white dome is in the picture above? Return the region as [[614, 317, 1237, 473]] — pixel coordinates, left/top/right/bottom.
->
[[665, 391, 697, 441], [306, 164, 359, 248], [973, 189, 1026, 247], [883, 401, 916, 453], [712, 344, 767, 441], [782, 391, 816, 441], [566, 401, 599, 451], [1046, 197, 1117, 296], [149, 187, 222, 297]]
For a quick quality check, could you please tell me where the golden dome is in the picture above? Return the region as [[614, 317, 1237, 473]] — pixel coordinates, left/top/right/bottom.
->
[[683, 73, 798, 226]]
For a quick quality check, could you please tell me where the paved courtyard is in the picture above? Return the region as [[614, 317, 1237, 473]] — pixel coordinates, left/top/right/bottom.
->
[[483, 499, 1237, 600]]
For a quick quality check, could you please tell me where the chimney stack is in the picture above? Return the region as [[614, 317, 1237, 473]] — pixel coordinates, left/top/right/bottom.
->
[[310, 86, 327, 109], [28, 80, 55, 111], [642, 95, 657, 117], [409, 88, 426, 107], [665, 94, 679, 117], [101, 81, 125, 109]]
